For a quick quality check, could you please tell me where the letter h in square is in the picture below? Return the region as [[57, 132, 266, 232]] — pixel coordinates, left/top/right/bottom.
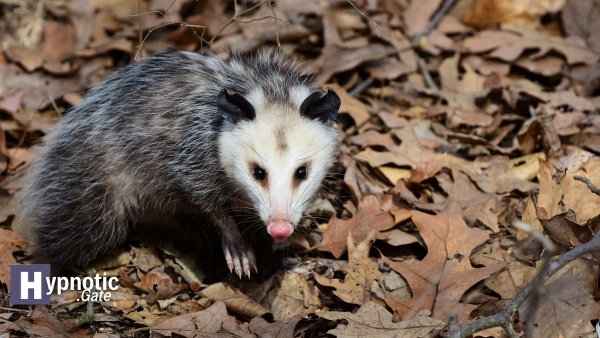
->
[[10, 264, 51, 305]]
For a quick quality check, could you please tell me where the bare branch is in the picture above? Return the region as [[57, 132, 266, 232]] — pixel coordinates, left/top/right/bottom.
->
[[411, 0, 456, 45], [574, 175, 600, 197], [209, 0, 267, 45], [345, 0, 390, 38], [130, 8, 208, 60], [447, 226, 600, 337]]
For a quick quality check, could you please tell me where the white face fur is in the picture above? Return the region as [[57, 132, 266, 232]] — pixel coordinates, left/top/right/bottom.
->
[[218, 87, 338, 243]]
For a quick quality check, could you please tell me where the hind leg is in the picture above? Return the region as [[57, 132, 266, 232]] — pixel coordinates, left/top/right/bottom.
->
[[29, 204, 131, 275]]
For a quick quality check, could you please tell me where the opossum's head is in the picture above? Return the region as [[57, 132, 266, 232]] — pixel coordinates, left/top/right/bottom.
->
[[217, 86, 340, 243]]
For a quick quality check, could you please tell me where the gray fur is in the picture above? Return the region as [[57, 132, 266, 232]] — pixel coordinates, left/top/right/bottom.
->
[[15, 49, 327, 274]]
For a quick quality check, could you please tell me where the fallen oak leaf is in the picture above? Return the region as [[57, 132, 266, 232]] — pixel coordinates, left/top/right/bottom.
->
[[314, 230, 381, 305], [200, 282, 270, 320], [249, 314, 318, 338], [383, 203, 504, 321], [123, 302, 160, 326], [133, 268, 188, 302], [0, 228, 27, 289], [152, 300, 228, 337], [461, 28, 599, 65], [269, 271, 321, 320], [316, 44, 396, 84], [357, 120, 467, 171], [319, 195, 394, 258], [318, 302, 445, 338], [520, 272, 600, 338], [535, 158, 600, 224], [4, 46, 44, 72]]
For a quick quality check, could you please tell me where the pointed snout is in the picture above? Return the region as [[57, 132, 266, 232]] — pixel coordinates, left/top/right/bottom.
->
[[267, 218, 294, 244]]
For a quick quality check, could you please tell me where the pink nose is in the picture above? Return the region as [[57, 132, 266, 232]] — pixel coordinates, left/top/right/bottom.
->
[[268, 219, 293, 244]]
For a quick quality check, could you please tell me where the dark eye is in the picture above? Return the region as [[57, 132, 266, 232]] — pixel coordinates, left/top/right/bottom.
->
[[253, 167, 266, 181], [295, 166, 307, 181]]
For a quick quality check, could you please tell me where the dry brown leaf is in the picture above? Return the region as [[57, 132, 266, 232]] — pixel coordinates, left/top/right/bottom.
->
[[515, 55, 564, 77], [444, 169, 500, 232], [152, 301, 228, 337], [535, 158, 600, 224], [377, 111, 408, 129], [0, 124, 8, 162], [66, 0, 94, 51], [379, 229, 420, 247], [380, 192, 413, 224], [462, 55, 511, 76], [0, 89, 26, 114], [0, 189, 21, 223], [379, 166, 411, 185], [42, 21, 76, 62], [461, 28, 599, 65], [383, 203, 504, 321], [562, 0, 600, 54], [319, 303, 445, 337], [200, 282, 269, 319], [320, 195, 394, 258], [440, 53, 487, 94], [1, 63, 85, 110], [270, 271, 320, 320], [484, 260, 534, 299], [350, 129, 397, 150], [507, 152, 546, 181], [358, 120, 466, 170], [315, 231, 381, 305], [540, 210, 594, 247], [123, 303, 160, 326], [248, 315, 309, 338], [11, 109, 57, 135], [364, 58, 414, 80], [133, 268, 187, 301], [552, 111, 586, 136], [317, 44, 395, 83], [4, 46, 44, 72], [0, 229, 26, 289], [462, 0, 565, 29], [134, 247, 163, 272], [7, 306, 78, 337], [520, 273, 600, 338], [404, 0, 443, 37]]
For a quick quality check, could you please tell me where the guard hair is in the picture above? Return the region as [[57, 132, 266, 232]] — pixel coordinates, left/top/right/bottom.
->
[[15, 49, 340, 278]]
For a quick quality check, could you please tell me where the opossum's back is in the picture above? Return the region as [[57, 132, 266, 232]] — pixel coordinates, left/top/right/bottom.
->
[[14, 51, 232, 242]]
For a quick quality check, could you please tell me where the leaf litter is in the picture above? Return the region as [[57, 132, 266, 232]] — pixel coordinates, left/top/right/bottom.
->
[[1, 0, 600, 337]]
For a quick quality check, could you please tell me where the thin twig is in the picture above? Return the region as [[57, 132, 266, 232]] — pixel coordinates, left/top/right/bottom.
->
[[209, 0, 267, 45], [137, 0, 143, 59], [348, 76, 374, 97], [411, 0, 457, 45], [574, 176, 600, 197], [345, 0, 390, 38], [130, 9, 208, 60], [416, 53, 439, 92], [447, 228, 600, 337], [0, 306, 30, 314]]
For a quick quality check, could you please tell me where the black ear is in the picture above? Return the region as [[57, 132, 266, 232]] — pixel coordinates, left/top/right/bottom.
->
[[299, 88, 341, 124], [216, 89, 256, 124]]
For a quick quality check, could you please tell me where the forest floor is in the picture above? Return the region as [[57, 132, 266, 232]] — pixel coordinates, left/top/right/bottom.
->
[[1, 0, 600, 337]]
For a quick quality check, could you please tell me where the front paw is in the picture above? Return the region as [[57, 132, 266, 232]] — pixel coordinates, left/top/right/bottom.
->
[[222, 239, 257, 278]]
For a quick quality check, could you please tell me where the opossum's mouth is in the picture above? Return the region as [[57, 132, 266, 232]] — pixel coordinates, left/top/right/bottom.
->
[[267, 219, 294, 244]]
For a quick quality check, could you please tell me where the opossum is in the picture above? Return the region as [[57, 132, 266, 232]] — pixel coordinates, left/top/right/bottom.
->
[[14, 49, 340, 278]]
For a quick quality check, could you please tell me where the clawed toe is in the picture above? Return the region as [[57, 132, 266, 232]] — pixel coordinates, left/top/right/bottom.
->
[[223, 245, 256, 278]]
